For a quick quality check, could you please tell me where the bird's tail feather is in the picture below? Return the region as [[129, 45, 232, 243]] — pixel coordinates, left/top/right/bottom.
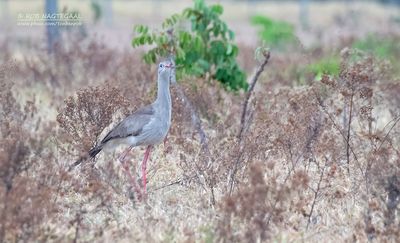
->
[[89, 146, 102, 158], [68, 145, 103, 171]]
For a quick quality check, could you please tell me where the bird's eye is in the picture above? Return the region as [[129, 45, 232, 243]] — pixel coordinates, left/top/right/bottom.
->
[[159, 64, 164, 68]]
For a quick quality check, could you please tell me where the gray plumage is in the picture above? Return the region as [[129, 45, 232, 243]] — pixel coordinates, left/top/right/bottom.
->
[[101, 105, 155, 144], [73, 61, 175, 168]]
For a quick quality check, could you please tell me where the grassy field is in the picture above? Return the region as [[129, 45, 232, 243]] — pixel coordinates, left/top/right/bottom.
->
[[1, 1, 400, 242]]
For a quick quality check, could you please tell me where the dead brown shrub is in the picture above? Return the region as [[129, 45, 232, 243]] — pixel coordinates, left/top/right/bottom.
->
[[0, 62, 59, 242], [217, 163, 309, 242], [56, 84, 130, 159]]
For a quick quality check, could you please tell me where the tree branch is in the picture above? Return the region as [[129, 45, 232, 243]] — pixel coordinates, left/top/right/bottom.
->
[[238, 50, 271, 139], [228, 50, 271, 195]]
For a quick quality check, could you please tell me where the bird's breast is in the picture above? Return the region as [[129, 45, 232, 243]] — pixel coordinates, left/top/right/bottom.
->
[[138, 116, 170, 146]]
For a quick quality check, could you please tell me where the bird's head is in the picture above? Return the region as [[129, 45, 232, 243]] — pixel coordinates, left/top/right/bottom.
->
[[158, 60, 176, 85]]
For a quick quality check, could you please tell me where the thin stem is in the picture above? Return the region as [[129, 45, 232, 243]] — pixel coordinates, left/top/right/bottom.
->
[[306, 165, 325, 230], [312, 89, 363, 175], [377, 116, 400, 151], [229, 50, 271, 195], [238, 50, 271, 139], [174, 85, 216, 205], [346, 92, 354, 174], [72, 209, 83, 243], [0, 189, 10, 243]]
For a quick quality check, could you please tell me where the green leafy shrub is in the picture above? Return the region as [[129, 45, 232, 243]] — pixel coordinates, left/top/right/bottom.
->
[[352, 35, 400, 77], [352, 35, 399, 59], [250, 15, 296, 49], [307, 55, 340, 81], [132, 0, 247, 91]]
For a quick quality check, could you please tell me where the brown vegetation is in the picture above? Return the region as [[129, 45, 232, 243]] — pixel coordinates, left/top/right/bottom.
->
[[1, 21, 400, 243]]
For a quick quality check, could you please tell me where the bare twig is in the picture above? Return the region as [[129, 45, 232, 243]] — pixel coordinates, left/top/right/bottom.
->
[[152, 174, 198, 191], [238, 50, 271, 139], [364, 115, 400, 195], [306, 163, 326, 230], [345, 92, 354, 174], [377, 115, 400, 151], [0, 190, 10, 243], [173, 74, 216, 205], [312, 88, 364, 175], [165, 38, 211, 159], [165, 27, 216, 204], [72, 208, 84, 243], [228, 50, 271, 195], [174, 86, 211, 157], [265, 166, 297, 227]]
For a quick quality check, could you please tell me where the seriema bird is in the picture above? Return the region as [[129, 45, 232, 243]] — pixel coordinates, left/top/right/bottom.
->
[[73, 60, 175, 198]]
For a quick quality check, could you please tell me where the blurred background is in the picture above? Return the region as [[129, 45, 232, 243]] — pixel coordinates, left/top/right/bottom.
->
[[1, 0, 400, 50]]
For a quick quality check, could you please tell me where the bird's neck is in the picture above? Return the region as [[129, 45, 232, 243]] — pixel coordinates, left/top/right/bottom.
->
[[155, 76, 172, 114]]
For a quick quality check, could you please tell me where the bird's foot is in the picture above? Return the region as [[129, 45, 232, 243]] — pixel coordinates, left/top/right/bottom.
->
[[132, 178, 143, 201], [119, 159, 143, 201]]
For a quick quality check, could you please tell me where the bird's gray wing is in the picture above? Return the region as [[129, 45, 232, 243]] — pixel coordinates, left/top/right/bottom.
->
[[100, 105, 154, 144]]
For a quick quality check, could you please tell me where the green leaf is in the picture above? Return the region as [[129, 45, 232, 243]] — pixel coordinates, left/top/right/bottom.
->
[[211, 4, 223, 15], [139, 36, 146, 45], [213, 24, 220, 37], [131, 0, 247, 91], [143, 26, 149, 34], [226, 44, 233, 55], [251, 15, 296, 49], [134, 25, 143, 33], [157, 35, 168, 45], [145, 35, 153, 44], [194, 0, 205, 10], [228, 30, 235, 40], [194, 36, 203, 52], [150, 51, 157, 63], [176, 48, 186, 60], [131, 39, 137, 47], [197, 59, 210, 71]]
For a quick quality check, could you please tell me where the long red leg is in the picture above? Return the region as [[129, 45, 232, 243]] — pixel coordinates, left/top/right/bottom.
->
[[119, 146, 133, 162], [163, 135, 168, 147], [118, 146, 142, 199], [163, 136, 169, 154], [141, 145, 152, 194]]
